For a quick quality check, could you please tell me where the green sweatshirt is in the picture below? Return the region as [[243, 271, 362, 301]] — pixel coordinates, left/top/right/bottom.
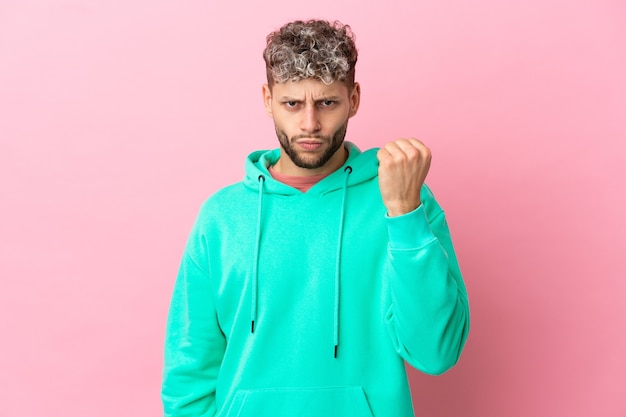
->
[[162, 142, 470, 417]]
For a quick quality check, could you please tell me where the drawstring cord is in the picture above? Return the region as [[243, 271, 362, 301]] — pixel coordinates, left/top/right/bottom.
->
[[251, 174, 265, 333], [334, 166, 352, 358], [250, 167, 352, 360]]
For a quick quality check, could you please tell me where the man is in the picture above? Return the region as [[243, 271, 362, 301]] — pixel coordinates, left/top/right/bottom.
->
[[162, 19, 469, 417]]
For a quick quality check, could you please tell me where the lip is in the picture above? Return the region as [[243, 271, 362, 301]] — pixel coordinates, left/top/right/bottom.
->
[[296, 140, 324, 151]]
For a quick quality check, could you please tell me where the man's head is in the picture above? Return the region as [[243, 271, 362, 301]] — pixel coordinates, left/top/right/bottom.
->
[[262, 20, 361, 176]]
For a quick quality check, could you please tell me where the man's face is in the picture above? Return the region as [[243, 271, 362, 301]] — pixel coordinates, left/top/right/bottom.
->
[[263, 78, 360, 175]]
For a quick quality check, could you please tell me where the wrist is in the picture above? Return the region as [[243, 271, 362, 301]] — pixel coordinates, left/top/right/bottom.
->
[[386, 200, 421, 217]]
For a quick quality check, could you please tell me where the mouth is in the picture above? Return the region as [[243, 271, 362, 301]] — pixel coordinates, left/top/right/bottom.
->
[[295, 139, 325, 151]]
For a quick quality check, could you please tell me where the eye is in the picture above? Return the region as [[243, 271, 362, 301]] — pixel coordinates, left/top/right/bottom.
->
[[283, 101, 298, 108], [319, 100, 336, 108]]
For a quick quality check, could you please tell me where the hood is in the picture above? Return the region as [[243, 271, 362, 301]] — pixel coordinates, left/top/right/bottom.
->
[[243, 142, 379, 195]]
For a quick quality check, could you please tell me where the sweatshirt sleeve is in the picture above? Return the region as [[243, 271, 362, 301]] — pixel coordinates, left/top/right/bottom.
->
[[162, 218, 226, 417], [382, 185, 470, 375]]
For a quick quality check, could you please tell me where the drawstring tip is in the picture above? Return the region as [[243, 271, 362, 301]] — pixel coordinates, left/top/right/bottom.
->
[[251, 321, 255, 333], [334, 345, 338, 358]]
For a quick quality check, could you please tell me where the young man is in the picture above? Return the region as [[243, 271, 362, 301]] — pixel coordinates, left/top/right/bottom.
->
[[162, 19, 469, 417]]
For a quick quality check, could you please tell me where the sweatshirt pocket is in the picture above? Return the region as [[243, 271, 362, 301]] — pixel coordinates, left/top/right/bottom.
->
[[217, 386, 374, 417]]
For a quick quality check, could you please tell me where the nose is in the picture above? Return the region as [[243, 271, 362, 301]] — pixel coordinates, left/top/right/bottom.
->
[[300, 105, 320, 133]]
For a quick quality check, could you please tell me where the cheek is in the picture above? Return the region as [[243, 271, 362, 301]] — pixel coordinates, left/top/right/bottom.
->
[[272, 118, 294, 137], [326, 112, 350, 130]]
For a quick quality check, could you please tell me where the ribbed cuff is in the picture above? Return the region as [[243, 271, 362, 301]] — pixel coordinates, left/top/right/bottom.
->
[[386, 205, 436, 250]]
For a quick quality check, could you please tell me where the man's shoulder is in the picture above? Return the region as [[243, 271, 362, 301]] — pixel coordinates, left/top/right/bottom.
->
[[193, 180, 255, 220], [200, 180, 247, 206]]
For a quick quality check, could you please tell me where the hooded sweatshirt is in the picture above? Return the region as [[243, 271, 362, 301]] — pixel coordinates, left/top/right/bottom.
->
[[162, 142, 470, 417]]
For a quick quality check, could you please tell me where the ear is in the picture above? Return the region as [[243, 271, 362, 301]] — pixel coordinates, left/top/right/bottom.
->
[[348, 82, 361, 118], [262, 84, 273, 117]]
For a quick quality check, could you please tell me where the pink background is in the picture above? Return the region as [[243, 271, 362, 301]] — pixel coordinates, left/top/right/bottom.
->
[[1, 0, 624, 416]]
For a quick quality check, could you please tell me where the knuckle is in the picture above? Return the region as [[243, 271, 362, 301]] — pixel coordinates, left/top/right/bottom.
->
[[384, 141, 398, 151], [391, 152, 405, 164], [379, 158, 393, 169], [404, 146, 419, 159]]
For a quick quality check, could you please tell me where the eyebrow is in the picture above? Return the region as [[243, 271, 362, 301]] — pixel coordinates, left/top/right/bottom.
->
[[279, 96, 342, 102]]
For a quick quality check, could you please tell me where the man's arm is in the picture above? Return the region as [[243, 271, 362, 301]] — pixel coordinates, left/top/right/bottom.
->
[[162, 223, 226, 417], [378, 139, 470, 375]]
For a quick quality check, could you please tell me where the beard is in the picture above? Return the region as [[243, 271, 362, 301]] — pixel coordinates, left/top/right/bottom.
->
[[275, 122, 348, 170]]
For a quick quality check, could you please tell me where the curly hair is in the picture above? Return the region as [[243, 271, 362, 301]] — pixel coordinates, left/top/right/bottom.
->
[[263, 20, 358, 88]]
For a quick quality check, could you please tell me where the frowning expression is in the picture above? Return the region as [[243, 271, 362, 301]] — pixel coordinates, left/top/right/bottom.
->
[[263, 78, 360, 175]]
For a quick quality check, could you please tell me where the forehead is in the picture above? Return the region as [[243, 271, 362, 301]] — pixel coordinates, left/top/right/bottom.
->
[[272, 78, 349, 98]]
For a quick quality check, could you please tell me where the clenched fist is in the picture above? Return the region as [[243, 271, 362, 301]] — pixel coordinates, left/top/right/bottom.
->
[[377, 138, 432, 217]]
